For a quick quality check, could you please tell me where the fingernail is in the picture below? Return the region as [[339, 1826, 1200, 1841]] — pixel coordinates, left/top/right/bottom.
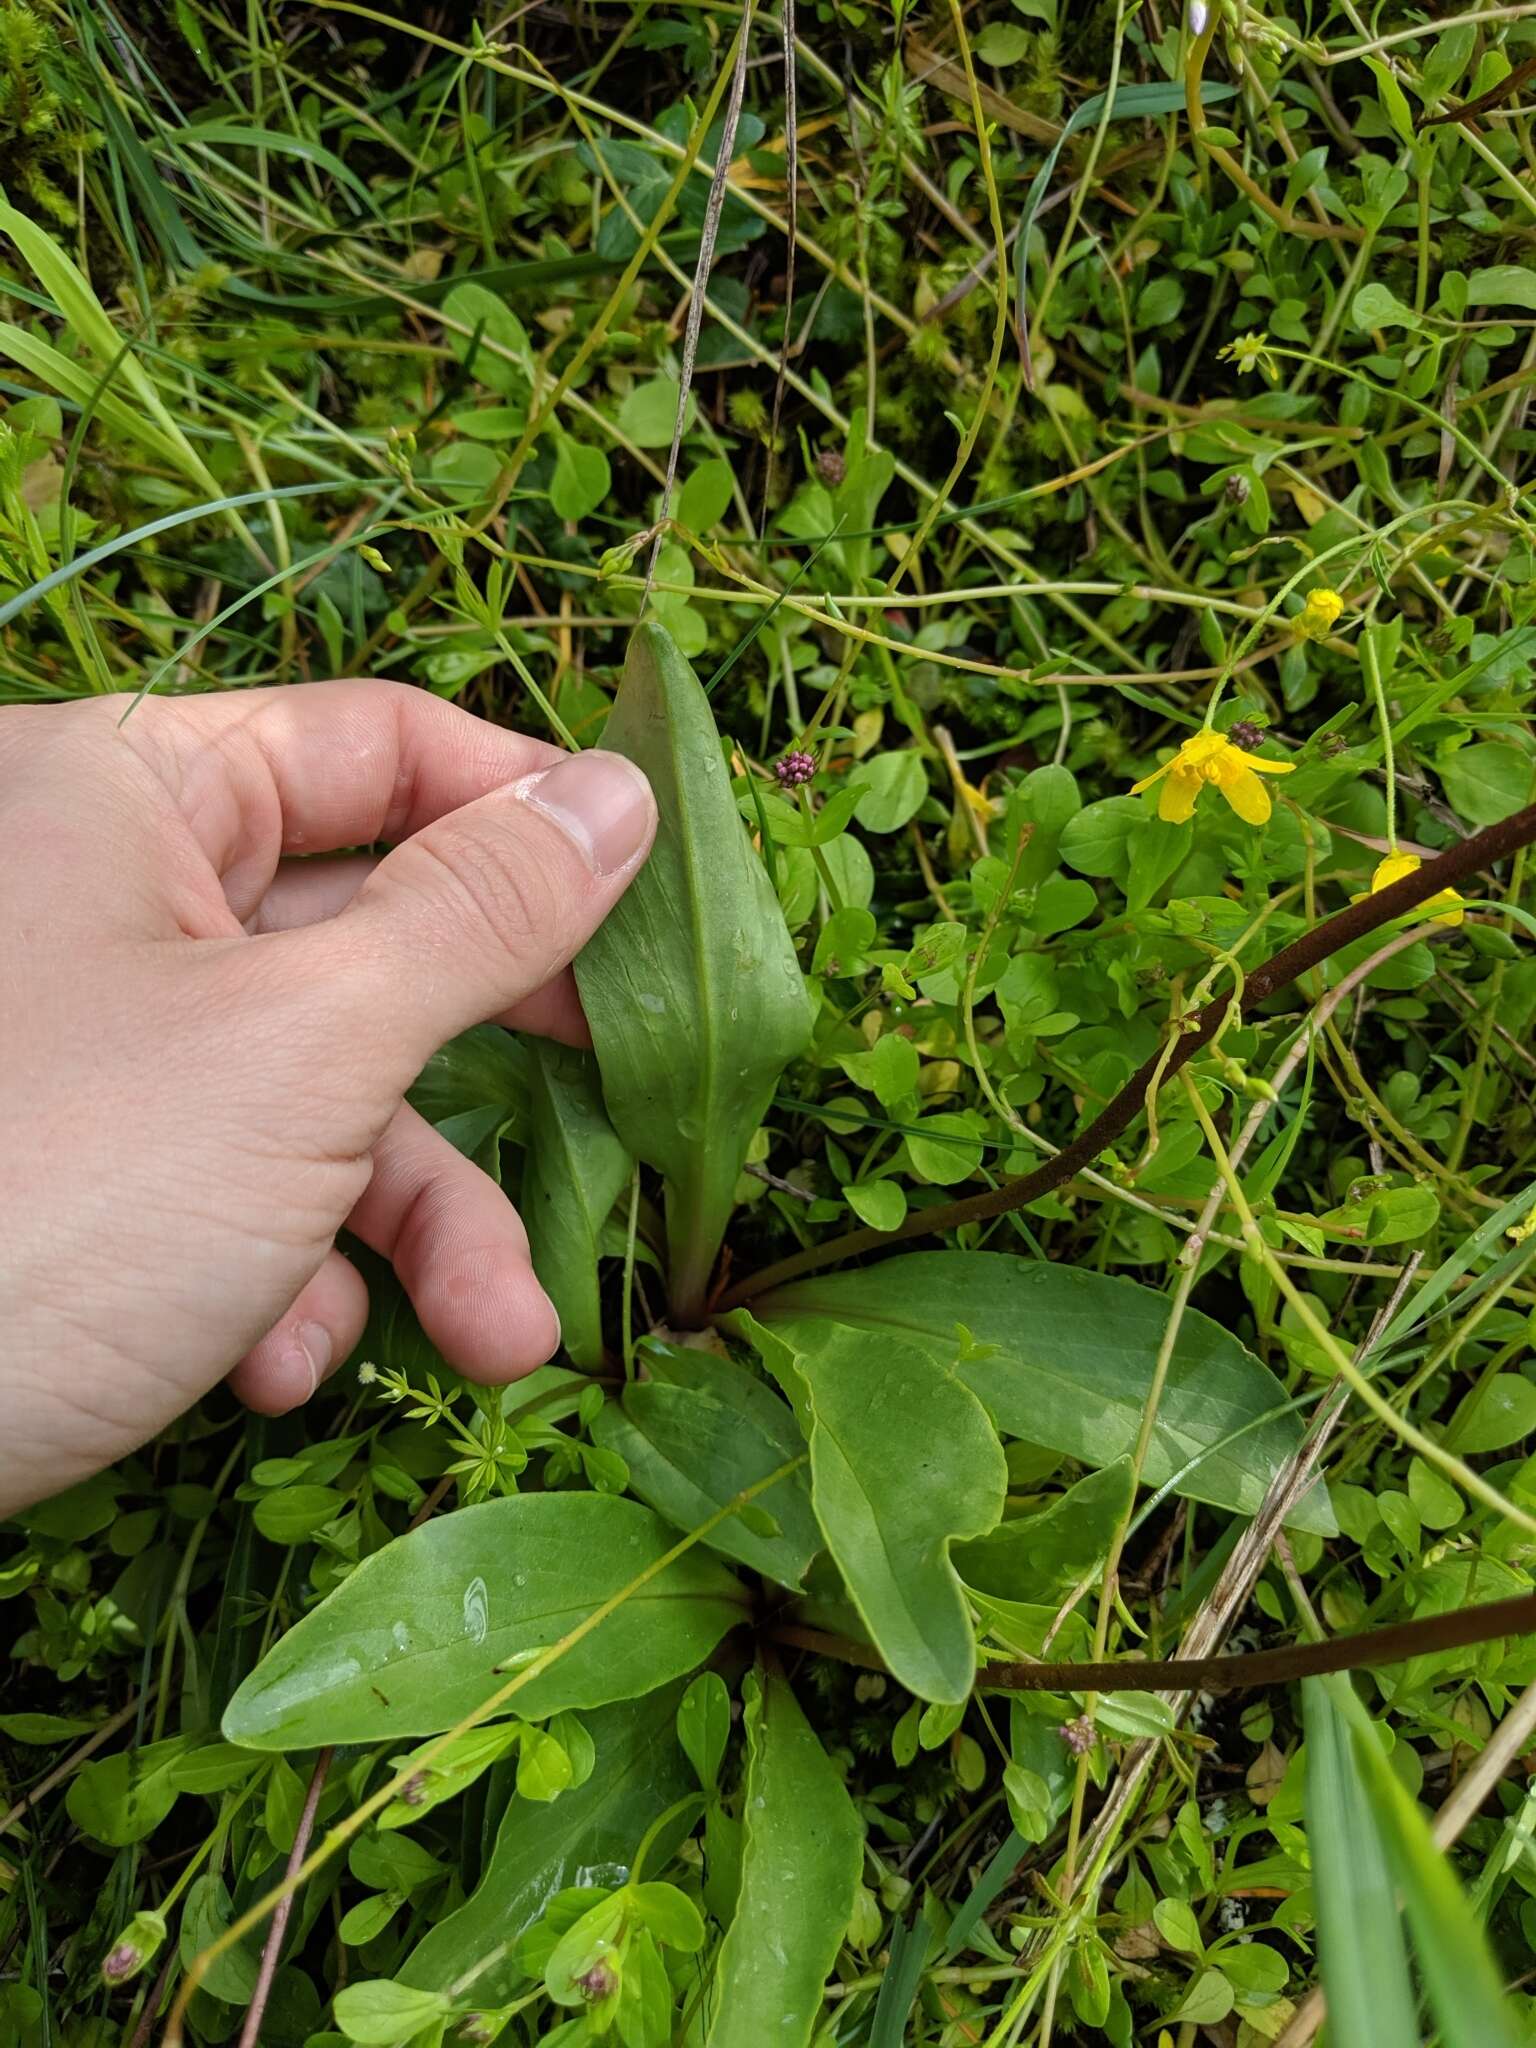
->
[[284, 1320, 333, 1399], [522, 750, 655, 877]]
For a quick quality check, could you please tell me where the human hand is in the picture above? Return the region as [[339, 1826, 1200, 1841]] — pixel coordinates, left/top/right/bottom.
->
[[0, 682, 656, 1517]]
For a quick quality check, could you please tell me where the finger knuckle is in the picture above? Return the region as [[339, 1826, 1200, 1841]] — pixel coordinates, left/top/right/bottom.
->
[[410, 829, 555, 961]]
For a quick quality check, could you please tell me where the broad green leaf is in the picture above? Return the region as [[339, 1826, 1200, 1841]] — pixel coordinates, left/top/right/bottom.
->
[[66, 1734, 197, 1846], [591, 1345, 819, 1586], [845, 1179, 906, 1231], [1332, 1675, 1526, 2048], [757, 1252, 1335, 1532], [222, 1494, 747, 1748], [973, 21, 1031, 63], [1352, 281, 1422, 332], [406, 1024, 529, 1148], [550, 434, 611, 522], [1446, 1372, 1536, 1453], [852, 750, 928, 833], [955, 1458, 1134, 1603], [179, 1875, 261, 2006], [678, 456, 735, 532], [617, 374, 692, 446], [442, 282, 532, 393], [1006, 763, 1081, 885], [739, 1316, 1006, 1702], [1302, 1676, 1417, 2048], [677, 1672, 731, 1791], [1466, 263, 1536, 312], [523, 1043, 632, 1368], [1438, 739, 1533, 828], [574, 625, 811, 1319], [333, 1981, 450, 2045], [400, 1688, 694, 2006], [706, 1668, 862, 2048], [0, 1713, 100, 1743]]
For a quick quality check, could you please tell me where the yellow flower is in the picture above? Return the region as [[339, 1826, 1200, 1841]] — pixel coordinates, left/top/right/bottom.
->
[[1364, 851, 1464, 928], [1130, 728, 1294, 826], [1295, 587, 1344, 640]]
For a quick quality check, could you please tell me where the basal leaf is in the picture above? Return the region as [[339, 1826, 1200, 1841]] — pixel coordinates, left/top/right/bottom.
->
[[573, 624, 811, 1320], [523, 1042, 632, 1368], [591, 1345, 820, 1586], [400, 1687, 693, 2007], [955, 1458, 1135, 1604], [705, 1667, 862, 2048], [738, 1315, 1006, 1702], [756, 1253, 1334, 1532], [222, 1494, 747, 1748], [406, 1024, 529, 1148]]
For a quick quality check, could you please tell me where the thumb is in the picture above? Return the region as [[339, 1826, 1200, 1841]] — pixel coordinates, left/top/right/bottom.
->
[[278, 747, 655, 1076]]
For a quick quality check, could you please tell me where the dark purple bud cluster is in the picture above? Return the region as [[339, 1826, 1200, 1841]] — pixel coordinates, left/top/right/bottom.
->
[[1059, 1715, 1096, 1756], [775, 750, 816, 790], [1226, 719, 1265, 751]]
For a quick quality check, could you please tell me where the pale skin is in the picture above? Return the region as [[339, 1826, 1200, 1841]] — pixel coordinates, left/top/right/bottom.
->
[[0, 681, 657, 1519]]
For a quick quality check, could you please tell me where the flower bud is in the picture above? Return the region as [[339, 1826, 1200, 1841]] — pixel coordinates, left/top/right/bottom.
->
[[576, 1962, 618, 2002], [101, 1911, 167, 1987]]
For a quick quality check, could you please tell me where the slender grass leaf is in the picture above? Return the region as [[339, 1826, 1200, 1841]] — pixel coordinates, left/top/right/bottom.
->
[[705, 1667, 862, 2048], [871, 1904, 938, 2048], [1302, 1676, 1417, 2048], [573, 624, 811, 1320], [523, 1043, 632, 1368], [1327, 1674, 1525, 2048], [221, 1495, 748, 1748], [400, 1687, 694, 2007], [174, 122, 380, 213], [0, 201, 214, 492], [737, 1315, 1006, 1702], [757, 1253, 1334, 1531], [1014, 83, 1236, 319], [0, 324, 190, 476]]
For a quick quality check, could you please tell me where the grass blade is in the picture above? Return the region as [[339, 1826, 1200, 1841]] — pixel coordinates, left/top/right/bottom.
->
[[1337, 1675, 1524, 2048], [1301, 1675, 1417, 2048]]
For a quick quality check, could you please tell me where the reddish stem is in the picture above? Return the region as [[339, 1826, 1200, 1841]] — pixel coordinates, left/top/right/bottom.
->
[[724, 801, 1536, 1307], [235, 1747, 333, 2048]]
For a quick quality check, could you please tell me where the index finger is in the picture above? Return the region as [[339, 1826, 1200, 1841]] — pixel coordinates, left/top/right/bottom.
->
[[122, 679, 567, 915]]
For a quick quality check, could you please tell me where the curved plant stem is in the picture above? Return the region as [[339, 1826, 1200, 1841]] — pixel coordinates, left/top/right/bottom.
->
[[236, 1748, 333, 2048], [725, 800, 1536, 1305]]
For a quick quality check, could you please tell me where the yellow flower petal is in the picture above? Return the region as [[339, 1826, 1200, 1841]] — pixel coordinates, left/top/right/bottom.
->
[[1364, 852, 1465, 927], [1129, 761, 1172, 795], [1220, 766, 1273, 825], [1158, 769, 1201, 824], [1296, 587, 1345, 640], [1242, 755, 1296, 776], [1371, 852, 1421, 892]]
